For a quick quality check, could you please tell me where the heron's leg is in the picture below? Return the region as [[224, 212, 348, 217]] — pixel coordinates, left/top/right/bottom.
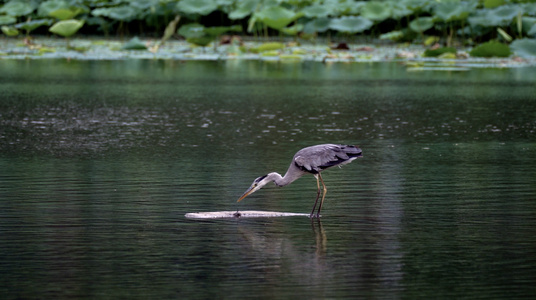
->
[[310, 174, 321, 218], [316, 173, 327, 217]]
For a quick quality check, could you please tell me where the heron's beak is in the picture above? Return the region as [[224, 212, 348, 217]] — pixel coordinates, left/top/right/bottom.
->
[[237, 185, 256, 202]]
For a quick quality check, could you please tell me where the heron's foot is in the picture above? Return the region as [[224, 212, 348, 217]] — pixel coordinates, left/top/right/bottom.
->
[[233, 211, 241, 218], [309, 213, 322, 218]]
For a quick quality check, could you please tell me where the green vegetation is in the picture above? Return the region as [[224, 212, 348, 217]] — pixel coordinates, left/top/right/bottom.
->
[[469, 40, 512, 56], [1, 0, 536, 58], [423, 46, 457, 57]]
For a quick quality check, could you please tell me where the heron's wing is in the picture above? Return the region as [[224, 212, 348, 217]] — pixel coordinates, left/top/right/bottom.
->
[[294, 144, 361, 173]]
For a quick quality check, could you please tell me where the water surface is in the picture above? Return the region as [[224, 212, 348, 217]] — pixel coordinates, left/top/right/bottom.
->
[[1, 60, 535, 299]]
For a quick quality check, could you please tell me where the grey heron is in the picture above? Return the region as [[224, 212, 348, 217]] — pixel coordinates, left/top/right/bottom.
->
[[237, 144, 362, 218]]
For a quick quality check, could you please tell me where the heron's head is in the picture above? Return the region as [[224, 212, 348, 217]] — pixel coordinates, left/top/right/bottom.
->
[[237, 174, 273, 202]]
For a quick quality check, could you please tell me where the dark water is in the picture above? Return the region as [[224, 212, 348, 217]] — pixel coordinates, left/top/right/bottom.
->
[[1, 60, 536, 299]]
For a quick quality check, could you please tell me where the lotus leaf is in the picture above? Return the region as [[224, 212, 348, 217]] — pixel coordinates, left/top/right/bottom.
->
[[229, 0, 259, 19], [523, 3, 536, 16], [529, 23, 536, 36], [92, 6, 137, 21], [107, 6, 138, 21], [38, 47, 56, 54], [15, 19, 53, 32], [255, 6, 300, 30], [510, 38, 536, 58], [186, 36, 213, 47], [251, 42, 285, 53], [329, 16, 373, 34], [216, 0, 234, 6], [301, 5, 332, 18], [402, 0, 429, 10], [409, 17, 434, 33], [38, 0, 68, 17], [331, 0, 364, 16], [122, 37, 147, 50], [390, 2, 413, 20], [49, 19, 84, 37], [1, 25, 19, 36], [360, 1, 391, 22], [423, 47, 456, 57], [129, 0, 160, 10], [49, 8, 85, 20], [0, 1, 36, 17], [204, 25, 242, 36], [487, 5, 522, 26], [303, 18, 331, 34], [178, 23, 206, 39], [434, 2, 475, 22], [0, 15, 17, 25], [281, 24, 303, 35], [176, 0, 219, 16], [379, 30, 404, 41], [484, 0, 505, 9], [468, 11, 496, 27], [260, 50, 279, 57], [469, 41, 511, 57]]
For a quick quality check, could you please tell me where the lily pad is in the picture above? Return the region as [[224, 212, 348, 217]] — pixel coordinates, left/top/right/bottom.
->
[[423, 47, 457, 57], [129, 0, 160, 10], [379, 30, 404, 41], [303, 17, 331, 34], [1, 25, 19, 36], [49, 7, 84, 20], [204, 25, 242, 36], [250, 42, 285, 53], [409, 17, 434, 33], [433, 2, 475, 22], [92, 6, 137, 21], [403, 0, 429, 10], [486, 5, 522, 26], [390, 2, 413, 19], [529, 23, 536, 36], [228, 0, 258, 19], [360, 1, 391, 22], [469, 41, 511, 57], [176, 0, 219, 16], [179, 23, 241, 48], [329, 16, 373, 34], [49, 19, 84, 37], [0, 1, 36, 17], [281, 24, 303, 36], [301, 4, 332, 18], [255, 6, 301, 30], [178, 23, 205, 39], [484, 0, 505, 9], [38, 0, 69, 17], [122, 37, 147, 50], [15, 19, 54, 33], [186, 36, 213, 47], [332, 0, 364, 16], [0, 15, 17, 25], [510, 38, 536, 58]]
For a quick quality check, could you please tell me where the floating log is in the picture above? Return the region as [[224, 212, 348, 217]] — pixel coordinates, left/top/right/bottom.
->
[[185, 210, 309, 219]]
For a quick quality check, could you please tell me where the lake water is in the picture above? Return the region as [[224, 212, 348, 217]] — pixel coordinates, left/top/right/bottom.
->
[[1, 60, 535, 299]]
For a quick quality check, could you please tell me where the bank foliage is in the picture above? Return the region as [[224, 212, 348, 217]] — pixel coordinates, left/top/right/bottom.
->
[[1, 0, 536, 56]]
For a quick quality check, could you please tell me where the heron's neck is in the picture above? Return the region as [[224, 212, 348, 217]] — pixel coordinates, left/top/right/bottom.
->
[[267, 171, 300, 187]]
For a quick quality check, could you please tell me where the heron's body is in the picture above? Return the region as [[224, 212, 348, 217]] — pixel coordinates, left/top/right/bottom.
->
[[237, 144, 362, 217]]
